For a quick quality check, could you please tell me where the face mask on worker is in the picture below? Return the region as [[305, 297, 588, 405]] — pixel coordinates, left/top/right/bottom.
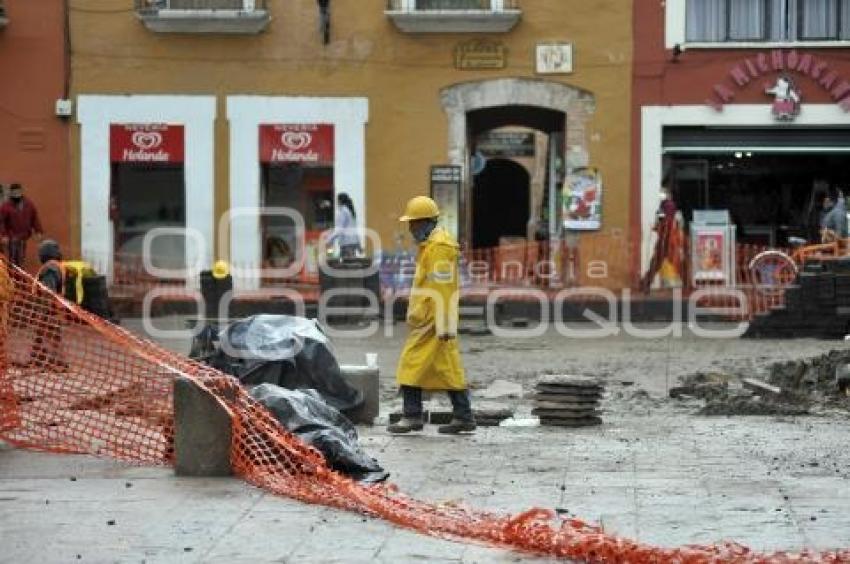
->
[[411, 219, 437, 243]]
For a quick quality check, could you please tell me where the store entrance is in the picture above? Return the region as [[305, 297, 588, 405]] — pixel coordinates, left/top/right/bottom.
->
[[258, 124, 335, 282], [466, 106, 566, 250], [111, 163, 186, 271], [668, 153, 850, 247], [260, 163, 333, 270], [472, 159, 530, 249]]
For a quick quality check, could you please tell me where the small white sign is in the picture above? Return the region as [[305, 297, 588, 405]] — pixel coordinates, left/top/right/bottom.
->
[[536, 43, 573, 75]]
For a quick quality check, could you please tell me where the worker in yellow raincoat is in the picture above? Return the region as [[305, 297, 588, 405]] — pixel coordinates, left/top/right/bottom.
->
[[388, 196, 475, 434]]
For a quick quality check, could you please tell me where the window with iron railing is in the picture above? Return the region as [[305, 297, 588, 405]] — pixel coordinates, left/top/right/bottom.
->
[[686, 0, 850, 42], [386, 0, 518, 11], [135, 0, 266, 11], [417, 0, 491, 9]]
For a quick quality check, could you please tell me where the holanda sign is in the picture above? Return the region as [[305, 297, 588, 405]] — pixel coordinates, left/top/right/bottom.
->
[[260, 124, 334, 165], [110, 124, 184, 163]]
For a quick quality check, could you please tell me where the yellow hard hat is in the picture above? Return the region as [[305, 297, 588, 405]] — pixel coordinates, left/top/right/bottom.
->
[[212, 260, 230, 280], [399, 196, 440, 222]]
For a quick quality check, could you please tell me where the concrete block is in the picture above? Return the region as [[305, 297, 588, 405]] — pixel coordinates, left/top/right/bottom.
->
[[173, 376, 232, 477], [339, 365, 379, 425]]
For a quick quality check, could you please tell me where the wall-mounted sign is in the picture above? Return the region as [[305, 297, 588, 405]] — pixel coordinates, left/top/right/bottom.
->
[[535, 43, 573, 75], [563, 167, 602, 230], [110, 124, 184, 163], [475, 131, 535, 158], [454, 40, 507, 70], [430, 165, 462, 241], [705, 49, 850, 113], [260, 124, 334, 165]]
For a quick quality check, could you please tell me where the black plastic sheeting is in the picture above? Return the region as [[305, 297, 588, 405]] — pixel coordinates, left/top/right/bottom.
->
[[249, 384, 388, 483], [206, 315, 363, 414]]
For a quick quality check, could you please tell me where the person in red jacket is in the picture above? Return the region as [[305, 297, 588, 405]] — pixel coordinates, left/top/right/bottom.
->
[[1, 183, 43, 268]]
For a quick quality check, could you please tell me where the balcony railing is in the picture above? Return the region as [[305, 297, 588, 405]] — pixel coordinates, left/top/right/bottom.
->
[[134, 0, 270, 34], [385, 0, 521, 33], [388, 0, 519, 9]]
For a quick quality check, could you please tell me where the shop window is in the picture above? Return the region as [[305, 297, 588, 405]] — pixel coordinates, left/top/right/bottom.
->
[[667, 152, 850, 247], [259, 124, 334, 283], [685, 0, 850, 42], [260, 164, 333, 270], [109, 124, 186, 274], [112, 164, 186, 272]]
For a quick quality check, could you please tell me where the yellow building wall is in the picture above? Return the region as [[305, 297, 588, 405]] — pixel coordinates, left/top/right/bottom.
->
[[69, 0, 633, 281]]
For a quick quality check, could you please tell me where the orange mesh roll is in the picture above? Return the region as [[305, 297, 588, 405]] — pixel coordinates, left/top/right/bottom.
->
[[0, 259, 848, 563]]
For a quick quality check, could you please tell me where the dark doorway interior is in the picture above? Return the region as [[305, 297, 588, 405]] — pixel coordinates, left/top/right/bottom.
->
[[111, 163, 186, 270], [472, 159, 530, 249], [668, 153, 850, 247]]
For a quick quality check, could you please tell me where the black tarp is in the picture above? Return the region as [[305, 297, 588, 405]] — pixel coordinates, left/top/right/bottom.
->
[[249, 384, 388, 483], [207, 315, 363, 413]]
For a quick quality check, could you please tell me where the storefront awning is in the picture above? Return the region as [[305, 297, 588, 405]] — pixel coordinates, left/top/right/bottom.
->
[[663, 127, 850, 154]]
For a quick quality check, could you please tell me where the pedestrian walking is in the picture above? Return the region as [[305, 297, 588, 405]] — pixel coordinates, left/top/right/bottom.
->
[[388, 196, 475, 434], [1, 183, 43, 269], [326, 192, 361, 259], [640, 185, 685, 293]]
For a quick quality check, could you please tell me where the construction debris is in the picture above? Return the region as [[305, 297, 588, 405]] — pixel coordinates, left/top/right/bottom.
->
[[532, 375, 604, 428], [741, 378, 782, 396], [671, 349, 850, 416]]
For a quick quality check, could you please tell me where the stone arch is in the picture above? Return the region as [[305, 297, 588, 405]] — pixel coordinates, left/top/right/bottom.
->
[[440, 77, 596, 172], [440, 78, 596, 244]]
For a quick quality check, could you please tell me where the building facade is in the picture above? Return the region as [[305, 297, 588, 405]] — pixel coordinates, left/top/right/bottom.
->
[[633, 0, 850, 283], [69, 0, 634, 289], [0, 0, 72, 270]]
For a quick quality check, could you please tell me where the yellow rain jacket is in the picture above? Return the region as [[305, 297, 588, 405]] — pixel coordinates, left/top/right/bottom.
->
[[396, 227, 466, 391]]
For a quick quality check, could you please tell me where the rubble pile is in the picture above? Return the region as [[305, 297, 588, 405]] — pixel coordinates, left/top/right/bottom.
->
[[532, 375, 604, 427], [768, 349, 850, 396], [672, 349, 850, 415], [670, 372, 811, 416]]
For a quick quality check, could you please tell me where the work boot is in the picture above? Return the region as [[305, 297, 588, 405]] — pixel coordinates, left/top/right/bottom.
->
[[387, 416, 424, 434], [437, 418, 476, 434]]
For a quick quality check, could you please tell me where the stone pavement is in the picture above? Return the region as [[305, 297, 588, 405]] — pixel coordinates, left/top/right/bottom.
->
[[2, 402, 849, 563]]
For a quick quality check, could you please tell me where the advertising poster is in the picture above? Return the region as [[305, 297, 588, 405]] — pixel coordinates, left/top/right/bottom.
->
[[430, 165, 461, 241], [563, 167, 602, 230], [693, 230, 726, 281]]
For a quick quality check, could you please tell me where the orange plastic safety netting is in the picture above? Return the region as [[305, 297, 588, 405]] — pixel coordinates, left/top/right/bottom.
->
[[0, 261, 848, 564]]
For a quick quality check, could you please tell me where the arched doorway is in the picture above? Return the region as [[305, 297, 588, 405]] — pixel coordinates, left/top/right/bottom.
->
[[440, 78, 596, 248], [472, 159, 530, 249]]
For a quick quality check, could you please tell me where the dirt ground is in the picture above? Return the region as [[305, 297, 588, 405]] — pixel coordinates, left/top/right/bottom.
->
[[327, 322, 850, 401], [134, 317, 850, 415]]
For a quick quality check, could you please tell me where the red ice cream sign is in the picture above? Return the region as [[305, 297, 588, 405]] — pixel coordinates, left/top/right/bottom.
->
[[260, 124, 334, 165], [110, 124, 185, 163]]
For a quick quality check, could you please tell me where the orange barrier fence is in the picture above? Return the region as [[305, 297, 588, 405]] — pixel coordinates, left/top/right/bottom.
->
[[2, 261, 849, 562], [92, 238, 817, 321]]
